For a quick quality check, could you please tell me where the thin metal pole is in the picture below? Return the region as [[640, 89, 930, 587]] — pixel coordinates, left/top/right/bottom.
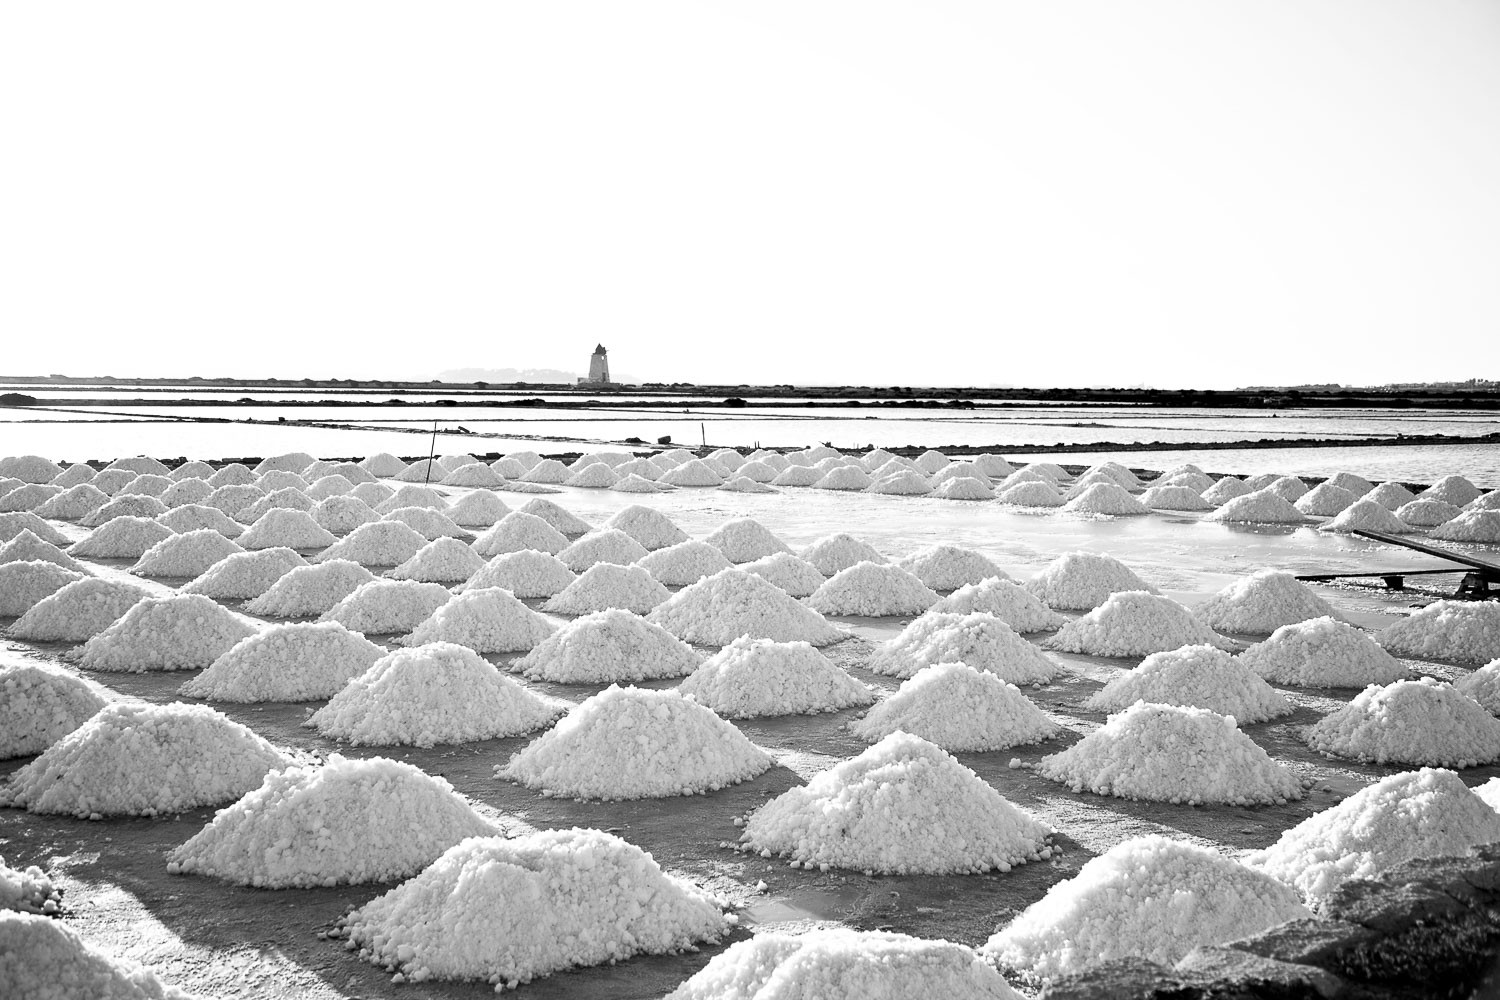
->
[[424, 421, 438, 484]]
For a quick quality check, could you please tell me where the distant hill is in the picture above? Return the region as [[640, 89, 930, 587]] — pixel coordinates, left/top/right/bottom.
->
[[435, 367, 643, 384]]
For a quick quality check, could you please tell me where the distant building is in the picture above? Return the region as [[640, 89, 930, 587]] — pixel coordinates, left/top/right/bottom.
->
[[579, 344, 611, 384]]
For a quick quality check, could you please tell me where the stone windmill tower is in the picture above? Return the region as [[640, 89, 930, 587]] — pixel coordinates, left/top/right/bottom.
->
[[585, 344, 610, 384]]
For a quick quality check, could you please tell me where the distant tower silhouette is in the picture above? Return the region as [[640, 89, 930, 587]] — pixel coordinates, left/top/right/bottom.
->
[[586, 344, 610, 383]]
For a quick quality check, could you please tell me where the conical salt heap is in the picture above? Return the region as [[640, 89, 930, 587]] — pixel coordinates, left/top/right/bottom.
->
[[0, 911, 197, 999], [0, 657, 109, 759], [461, 549, 575, 597], [316, 520, 430, 567], [931, 475, 995, 501], [387, 536, 485, 583], [70, 515, 175, 559], [1037, 702, 1302, 805], [1136, 485, 1214, 512], [739, 551, 825, 597], [893, 545, 1005, 594], [0, 455, 63, 483], [702, 518, 793, 563], [129, 528, 243, 579], [381, 506, 470, 542], [1062, 483, 1150, 516], [1245, 768, 1500, 905], [1265, 476, 1309, 501], [157, 502, 244, 538], [0, 700, 291, 817], [600, 505, 687, 550], [167, 754, 495, 888], [1294, 483, 1357, 517], [444, 462, 506, 487], [1317, 498, 1415, 534], [1237, 616, 1404, 688], [868, 469, 935, 496], [401, 587, 556, 653], [1194, 568, 1335, 635], [0, 560, 84, 617], [541, 562, 670, 616], [807, 562, 940, 617], [519, 497, 592, 534], [565, 463, 618, 489], [1305, 677, 1500, 767], [930, 577, 1067, 633], [34, 483, 109, 520], [867, 613, 964, 674], [613, 473, 671, 493], [871, 612, 1064, 685], [852, 663, 1061, 751], [375, 484, 448, 513], [179, 622, 385, 702], [8, 577, 152, 641], [637, 539, 733, 586], [1044, 591, 1233, 657], [739, 731, 1053, 875], [243, 559, 375, 618], [0, 483, 60, 513], [392, 458, 444, 483], [254, 452, 315, 475], [310, 494, 380, 534], [667, 928, 1021, 1000], [350, 481, 394, 507], [660, 459, 725, 487], [163, 480, 214, 511], [1457, 658, 1500, 714], [235, 488, 314, 527], [182, 547, 307, 600], [1025, 551, 1156, 611], [517, 609, 702, 683], [202, 483, 264, 520], [319, 579, 451, 635], [445, 489, 510, 528], [82, 494, 170, 528], [1396, 498, 1461, 528], [1431, 509, 1500, 542], [1420, 474, 1482, 507], [556, 529, 651, 573], [800, 533, 886, 577], [1375, 600, 1500, 664], [52, 461, 101, 486], [649, 568, 846, 646], [309, 642, 566, 747], [472, 510, 569, 557], [358, 452, 407, 477], [679, 636, 873, 718], [1205, 489, 1309, 524], [0, 512, 73, 547], [1083, 644, 1292, 722], [76, 594, 256, 673], [520, 458, 570, 484], [305, 474, 356, 500], [89, 468, 143, 495], [983, 835, 1310, 979], [1200, 476, 1253, 505], [1, 530, 88, 575]]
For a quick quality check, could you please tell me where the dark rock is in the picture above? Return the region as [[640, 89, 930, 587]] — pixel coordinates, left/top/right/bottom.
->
[[1176, 945, 1344, 998], [1324, 878, 1469, 936], [1230, 919, 1382, 971], [1039, 957, 1206, 1000]]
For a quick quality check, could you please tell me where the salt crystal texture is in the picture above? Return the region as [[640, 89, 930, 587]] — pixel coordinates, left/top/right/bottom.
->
[[868, 470, 935, 496], [472, 511, 569, 557], [1, 855, 61, 914], [445, 489, 510, 527], [895, 545, 1007, 592], [649, 568, 846, 646], [401, 588, 556, 652], [739, 552, 826, 598], [1194, 569, 1335, 635], [1305, 677, 1500, 767], [315, 520, 428, 566], [129, 529, 243, 578], [1237, 616, 1405, 688], [869, 612, 1063, 684], [1044, 591, 1232, 657], [0, 560, 85, 617], [444, 463, 505, 487], [388, 536, 486, 582], [1363, 481, 1416, 510], [350, 481, 394, 507], [0, 658, 109, 759], [77, 594, 256, 673], [679, 636, 873, 718], [375, 484, 448, 513], [182, 547, 307, 600], [305, 474, 356, 500], [517, 609, 702, 683], [557, 528, 651, 572], [310, 495, 380, 534], [319, 579, 451, 635], [1376, 600, 1500, 664], [930, 578, 1067, 633], [171, 460, 217, 481], [161, 478, 214, 509], [235, 487, 314, 526], [0, 911, 197, 999], [637, 540, 733, 586], [702, 518, 793, 563], [178, 622, 385, 702], [359, 453, 407, 477], [0, 484, 61, 512], [1083, 644, 1292, 722], [800, 533, 887, 577], [1206, 489, 1309, 524], [1326, 471, 1374, 496], [392, 458, 445, 483], [1395, 499, 1461, 527], [1430, 510, 1500, 542], [461, 550, 575, 597], [542, 562, 671, 616], [201, 484, 265, 519], [807, 562, 939, 617], [70, 516, 175, 559], [243, 560, 375, 618], [8, 578, 153, 641], [1026, 551, 1156, 610], [851, 663, 1061, 751], [1456, 658, 1500, 715]]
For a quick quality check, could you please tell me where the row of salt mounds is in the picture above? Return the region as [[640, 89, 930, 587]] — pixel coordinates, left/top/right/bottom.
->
[[2, 855, 61, 915], [702, 518, 792, 563], [387, 536, 485, 583], [70, 515, 174, 559], [807, 562, 939, 617], [401, 588, 556, 652], [316, 519, 428, 566], [1304, 677, 1500, 767], [1293, 482, 1358, 517], [679, 636, 873, 718], [461, 549, 575, 597], [637, 539, 733, 586], [1, 530, 87, 576], [1431, 509, 1500, 542], [649, 568, 847, 646], [1083, 645, 1293, 723], [243, 560, 375, 618], [0, 701, 292, 817], [1043, 591, 1234, 657], [851, 663, 1062, 751], [1246, 767, 1500, 906], [0, 455, 63, 482], [931, 577, 1067, 633], [519, 497, 592, 535], [983, 835, 1310, 979], [0, 656, 109, 759], [446, 489, 510, 528], [895, 544, 1008, 592], [741, 551, 825, 598], [76, 594, 256, 673], [870, 612, 1064, 685], [182, 547, 306, 600], [500, 685, 769, 799], [800, 532, 885, 577], [7, 578, 152, 642], [1375, 599, 1500, 664], [178, 622, 385, 702], [517, 609, 701, 683], [1136, 484, 1213, 511], [1317, 498, 1414, 534], [1036, 702, 1303, 806], [602, 504, 687, 550], [339, 828, 731, 989], [319, 579, 451, 635], [1, 911, 197, 1000], [130, 528, 243, 578], [308, 643, 566, 747], [666, 928, 1022, 1000], [167, 754, 496, 888], [1025, 551, 1156, 610], [0, 560, 84, 617], [739, 731, 1053, 875], [158, 503, 244, 538], [1194, 568, 1335, 635], [1205, 488, 1309, 524], [1061, 483, 1150, 516], [1237, 616, 1405, 688], [472, 511, 568, 557]]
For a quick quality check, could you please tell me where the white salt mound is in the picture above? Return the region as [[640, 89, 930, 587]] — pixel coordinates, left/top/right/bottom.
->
[[649, 568, 847, 646], [1430, 509, 1500, 542], [8, 578, 153, 641], [702, 518, 792, 563], [740, 552, 826, 598], [519, 498, 592, 535], [401, 588, 556, 653], [868, 470, 935, 496], [1, 855, 62, 914], [542, 562, 671, 616], [0, 512, 74, 547], [1266, 476, 1309, 501], [807, 561, 939, 617], [1026, 551, 1156, 610], [661, 459, 725, 487], [740, 731, 1053, 875], [235, 488, 314, 526], [388, 536, 486, 582], [1376, 600, 1500, 664], [170, 460, 216, 481], [162, 477, 215, 509], [1037, 702, 1303, 805], [0, 530, 87, 575], [984, 835, 1310, 978], [359, 453, 408, 477], [34, 483, 109, 520], [461, 549, 575, 597], [0, 911, 197, 999], [1246, 767, 1500, 904], [499, 685, 770, 798], [1062, 483, 1150, 516], [350, 481, 394, 506], [564, 463, 619, 488], [309, 642, 565, 747], [1207, 489, 1309, 524], [314, 520, 428, 566], [680, 636, 873, 718], [0, 456, 64, 483], [800, 533, 887, 577], [182, 547, 307, 600], [445, 463, 506, 487], [445, 489, 510, 528], [1305, 677, 1500, 767], [156, 503, 244, 538], [1420, 475, 1482, 506], [310, 494, 380, 534], [1136, 485, 1214, 512], [254, 453, 315, 475], [178, 622, 385, 702], [1083, 644, 1292, 723], [202, 484, 265, 519], [382, 506, 470, 541], [1327, 471, 1374, 496], [1396, 498, 1461, 527], [613, 473, 671, 493], [70, 516, 176, 559], [243, 559, 376, 618], [0, 483, 61, 512], [77, 594, 256, 673], [931, 577, 1067, 633], [895, 545, 1007, 592], [375, 484, 448, 513], [129, 529, 243, 578], [557, 528, 651, 572], [1238, 616, 1405, 688], [637, 539, 733, 586], [1317, 498, 1415, 534], [1294, 483, 1357, 517], [1044, 591, 1232, 657], [1194, 568, 1336, 635], [1456, 658, 1500, 715], [0, 658, 110, 759], [318, 579, 451, 635], [851, 663, 1061, 751], [472, 511, 569, 556], [517, 609, 702, 683], [0, 560, 85, 617], [871, 611, 1063, 684], [0, 700, 291, 817]]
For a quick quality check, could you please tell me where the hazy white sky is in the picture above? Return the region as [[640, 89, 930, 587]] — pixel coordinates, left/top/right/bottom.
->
[[3, 2, 1497, 389]]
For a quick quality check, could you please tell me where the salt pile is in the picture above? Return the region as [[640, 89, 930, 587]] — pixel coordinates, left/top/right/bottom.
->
[[76, 594, 255, 672], [807, 562, 939, 617], [521, 459, 571, 484], [1026, 551, 1156, 610], [236, 488, 314, 525], [769, 465, 821, 487], [0, 700, 291, 817], [382, 506, 470, 541], [1046, 591, 1230, 657], [1083, 644, 1292, 722], [374, 485, 448, 513], [930, 578, 1067, 633], [350, 481, 395, 506], [0, 530, 87, 574], [660, 459, 725, 487], [867, 469, 934, 495], [130, 528, 243, 578], [0, 455, 63, 483], [70, 515, 175, 560], [0, 560, 85, 617], [984, 835, 1310, 978], [88, 468, 140, 495], [666, 928, 1020, 1000], [518, 609, 700, 683], [256, 471, 309, 493], [0, 483, 60, 512], [1430, 509, 1500, 542], [564, 463, 618, 488], [178, 622, 385, 702], [519, 498, 592, 535], [1396, 498, 1461, 527], [319, 579, 452, 635], [445, 489, 510, 528], [1159, 471, 1214, 492], [311, 495, 381, 534], [601, 505, 687, 550], [501, 450, 544, 470], [1238, 616, 1406, 687], [1061, 483, 1150, 516], [472, 511, 569, 556], [637, 540, 733, 586], [929, 476, 994, 500], [680, 636, 873, 718], [1305, 677, 1500, 766], [254, 453, 316, 475], [557, 528, 650, 572], [306, 474, 357, 500], [1246, 767, 1500, 904], [462, 550, 575, 597], [851, 663, 1060, 751], [541, 562, 670, 616], [1294, 483, 1357, 516], [1376, 599, 1500, 663], [1317, 498, 1414, 534], [1469, 490, 1500, 511], [1364, 481, 1416, 509], [875, 612, 1065, 686], [314, 520, 428, 566], [0, 658, 109, 759], [0, 911, 197, 999], [499, 685, 770, 798], [895, 545, 1006, 592], [1326, 471, 1374, 495], [997, 483, 1066, 508], [650, 568, 846, 645], [1194, 568, 1335, 634], [728, 460, 775, 483], [34, 483, 109, 520], [931, 462, 988, 487], [1, 856, 61, 914], [309, 642, 565, 746], [50, 462, 99, 487], [182, 547, 307, 600], [243, 560, 376, 618], [613, 473, 670, 493], [108, 458, 172, 477], [800, 533, 886, 577], [359, 453, 407, 477], [1206, 489, 1309, 524], [171, 460, 216, 481], [1456, 658, 1500, 715], [0, 511, 73, 547], [1420, 474, 1482, 506], [1136, 485, 1213, 511], [813, 465, 873, 491], [739, 731, 1052, 875], [740, 552, 826, 598], [1036, 702, 1302, 805], [8, 578, 152, 641], [392, 458, 444, 483], [388, 536, 486, 583], [703, 518, 793, 563], [201, 484, 267, 521], [402, 588, 555, 652], [1266, 476, 1309, 501], [444, 463, 505, 487], [157, 503, 244, 538]]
